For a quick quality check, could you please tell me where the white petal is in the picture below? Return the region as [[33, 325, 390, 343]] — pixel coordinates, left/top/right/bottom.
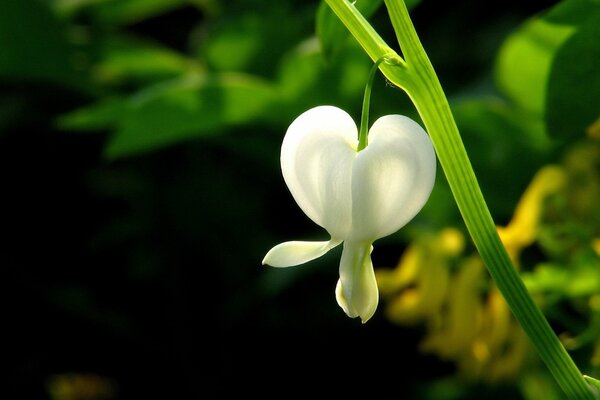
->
[[335, 241, 378, 323], [350, 115, 436, 241], [281, 106, 357, 239], [262, 239, 342, 268]]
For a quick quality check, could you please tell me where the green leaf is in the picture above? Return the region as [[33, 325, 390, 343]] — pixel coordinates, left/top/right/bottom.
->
[[544, 0, 600, 25], [494, 0, 600, 139], [522, 262, 600, 298], [545, 13, 600, 139], [520, 372, 563, 400], [57, 97, 125, 132], [89, 0, 186, 25], [105, 73, 276, 159], [452, 98, 552, 216], [51, 0, 217, 20], [94, 35, 203, 85], [0, 0, 78, 86], [197, 4, 307, 77], [316, 0, 382, 61], [317, 0, 421, 61], [494, 18, 574, 115], [275, 38, 371, 122]]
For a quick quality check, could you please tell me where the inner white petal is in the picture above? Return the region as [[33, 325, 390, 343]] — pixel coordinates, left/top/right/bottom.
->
[[281, 106, 357, 239], [350, 115, 436, 241]]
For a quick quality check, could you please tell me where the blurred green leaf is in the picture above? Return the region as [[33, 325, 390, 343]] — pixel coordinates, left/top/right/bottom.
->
[[58, 97, 125, 131], [452, 98, 552, 216], [523, 262, 600, 298], [417, 377, 468, 400], [316, 0, 383, 61], [545, 13, 600, 139], [316, 0, 422, 61], [494, 0, 600, 139], [52, 0, 217, 20], [275, 38, 370, 123], [197, 4, 308, 77], [105, 73, 276, 159], [520, 372, 563, 400], [200, 15, 265, 72], [88, 0, 185, 25], [544, 0, 600, 25], [94, 35, 203, 85], [495, 18, 573, 115], [50, 0, 106, 17], [0, 0, 79, 86]]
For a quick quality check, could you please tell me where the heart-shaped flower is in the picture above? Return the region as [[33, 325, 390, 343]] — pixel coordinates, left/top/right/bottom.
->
[[263, 105, 436, 322]]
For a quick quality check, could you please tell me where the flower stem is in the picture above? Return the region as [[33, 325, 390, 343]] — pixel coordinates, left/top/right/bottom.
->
[[358, 57, 390, 151], [324, 0, 596, 397]]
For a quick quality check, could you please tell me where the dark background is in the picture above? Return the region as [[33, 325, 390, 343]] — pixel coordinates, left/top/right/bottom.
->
[[3, 0, 563, 398]]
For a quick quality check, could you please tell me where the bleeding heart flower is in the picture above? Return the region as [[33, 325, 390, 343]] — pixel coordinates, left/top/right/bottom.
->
[[262, 105, 436, 322]]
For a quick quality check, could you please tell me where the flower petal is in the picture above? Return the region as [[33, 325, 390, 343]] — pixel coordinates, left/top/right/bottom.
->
[[335, 241, 378, 323], [262, 239, 342, 268], [281, 106, 357, 239], [350, 115, 436, 241]]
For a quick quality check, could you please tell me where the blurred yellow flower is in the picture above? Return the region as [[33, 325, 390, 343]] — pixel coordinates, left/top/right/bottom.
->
[[46, 373, 116, 400], [586, 116, 600, 140], [377, 228, 463, 326], [497, 165, 566, 264]]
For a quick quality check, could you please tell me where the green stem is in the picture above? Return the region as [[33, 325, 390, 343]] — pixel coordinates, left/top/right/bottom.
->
[[358, 57, 388, 151], [325, 0, 596, 398], [323, 0, 411, 89]]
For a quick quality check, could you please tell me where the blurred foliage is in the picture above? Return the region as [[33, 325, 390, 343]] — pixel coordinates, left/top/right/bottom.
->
[[495, 0, 600, 140], [378, 140, 600, 396], [316, 0, 421, 60], [2, 0, 598, 399]]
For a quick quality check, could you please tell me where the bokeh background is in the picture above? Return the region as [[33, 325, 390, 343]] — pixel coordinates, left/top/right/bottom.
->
[[4, 0, 599, 398]]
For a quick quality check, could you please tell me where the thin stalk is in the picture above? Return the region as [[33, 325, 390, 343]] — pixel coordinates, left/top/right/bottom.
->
[[358, 57, 387, 151]]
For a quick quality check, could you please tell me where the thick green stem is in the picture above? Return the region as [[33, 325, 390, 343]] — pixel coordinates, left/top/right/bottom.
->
[[325, 0, 596, 398], [323, 0, 411, 89]]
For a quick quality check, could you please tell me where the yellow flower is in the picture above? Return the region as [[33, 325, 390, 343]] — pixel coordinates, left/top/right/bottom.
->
[[378, 231, 530, 382], [593, 239, 600, 257], [46, 373, 116, 400], [497, 165, 566, 264], [420, 256, 485, 360], [586, 116, 600, 140], [376, 228, 464, 325]]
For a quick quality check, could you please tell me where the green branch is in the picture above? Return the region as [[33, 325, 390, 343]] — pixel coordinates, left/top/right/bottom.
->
[[323, 0, 411, 89], [324, 0, 596, 398]]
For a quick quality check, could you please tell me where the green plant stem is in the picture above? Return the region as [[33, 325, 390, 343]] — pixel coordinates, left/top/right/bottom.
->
[[358, 57, 387, 151], [324, 0, 596, 398], [322, 0, 411, 88]]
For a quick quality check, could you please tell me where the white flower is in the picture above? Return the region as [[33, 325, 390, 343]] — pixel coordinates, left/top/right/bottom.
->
[[262, 105, 436, 322]]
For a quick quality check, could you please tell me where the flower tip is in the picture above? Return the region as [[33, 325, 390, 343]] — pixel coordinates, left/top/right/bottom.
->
[[260, 251, 271, 265], [261, 253, 271, 266]]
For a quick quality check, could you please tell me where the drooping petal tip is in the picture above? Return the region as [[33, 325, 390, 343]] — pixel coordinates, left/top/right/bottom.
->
[[335, 241, 379, 323]]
